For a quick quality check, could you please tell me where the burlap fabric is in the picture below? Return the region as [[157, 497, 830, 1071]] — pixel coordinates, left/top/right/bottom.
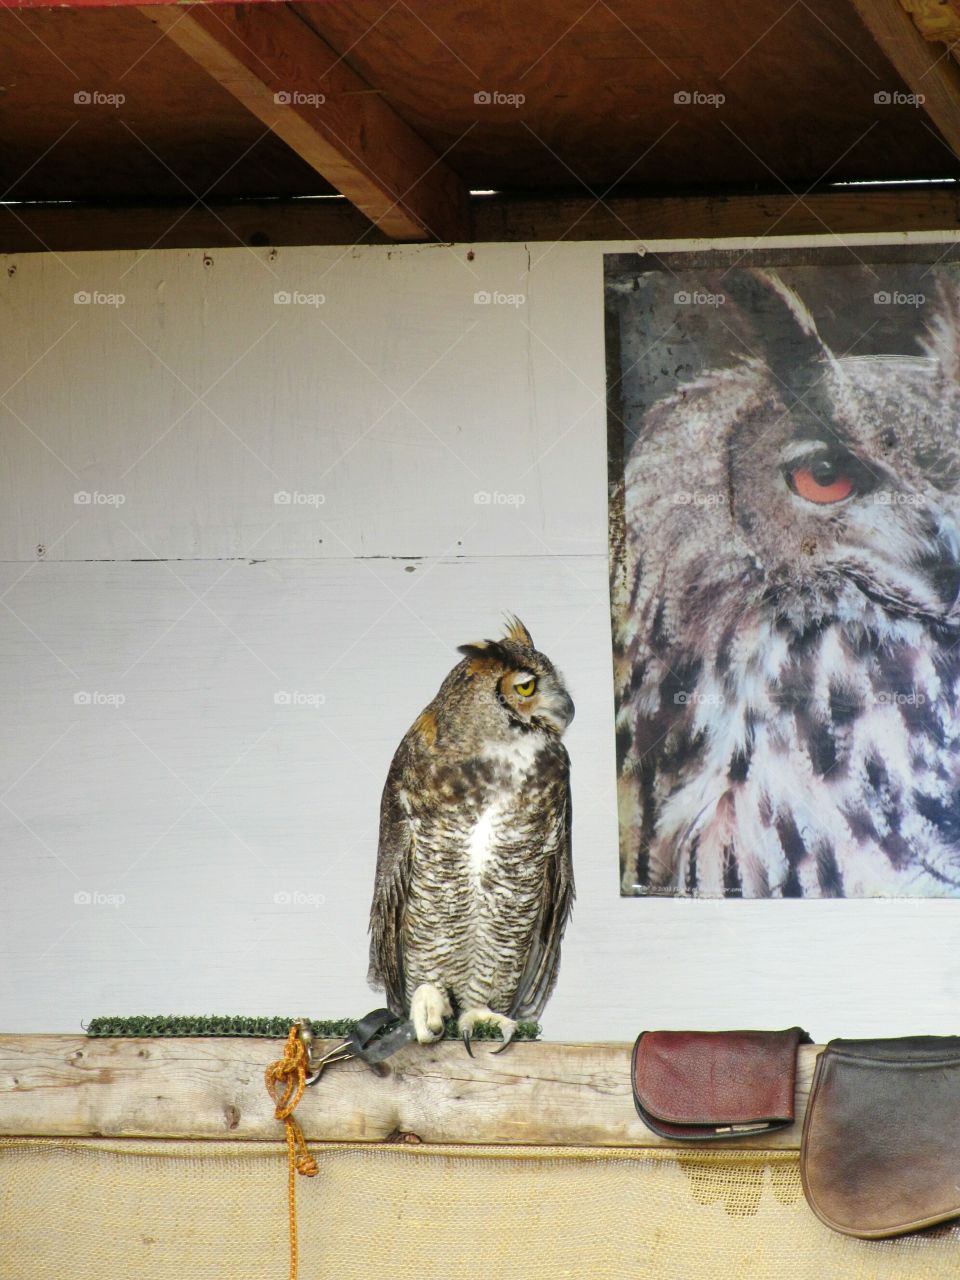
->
[[2, 1138, 958, 1278]]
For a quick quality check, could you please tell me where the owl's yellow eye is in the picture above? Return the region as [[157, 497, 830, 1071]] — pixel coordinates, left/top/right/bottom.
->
[[514, 677, 537, 698]]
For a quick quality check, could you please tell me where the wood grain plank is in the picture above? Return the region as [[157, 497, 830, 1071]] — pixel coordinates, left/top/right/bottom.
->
[[2, 0, 952, 206], [851, 0, 960, 161], [0, 1035, 821, 1149], [474, 190, 960, 240], [0, 7, 333, 204], [138, 3, 469, 241], [2, 191, 958, 256], [296, 0, 949, 192]]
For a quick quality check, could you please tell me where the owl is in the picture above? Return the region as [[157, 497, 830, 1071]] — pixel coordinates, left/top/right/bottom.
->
[[614, 269, 960, 897], [368, 617, 574, 1050]]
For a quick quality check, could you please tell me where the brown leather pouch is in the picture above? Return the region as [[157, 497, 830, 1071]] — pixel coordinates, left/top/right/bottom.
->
[[631, 1027, 810, 1140], [801, 1036, 960, 1238]]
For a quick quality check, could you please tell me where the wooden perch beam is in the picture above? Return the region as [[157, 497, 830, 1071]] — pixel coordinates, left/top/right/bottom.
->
[[0, 1035, 820, 1150], [851, 0, 960, 161], [138, 3, 469, 242]]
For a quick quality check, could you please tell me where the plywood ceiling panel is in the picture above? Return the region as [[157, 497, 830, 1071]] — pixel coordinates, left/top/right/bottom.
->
[[0, 7, 336, 201], [292, 0, 955, 190], [0, 0, 955, 209]]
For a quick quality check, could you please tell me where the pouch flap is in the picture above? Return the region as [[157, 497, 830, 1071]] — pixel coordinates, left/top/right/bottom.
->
[[826, 1035, 960, 1063], [632, 1028, 808, 1138], [801, 1036, 960, 1238]]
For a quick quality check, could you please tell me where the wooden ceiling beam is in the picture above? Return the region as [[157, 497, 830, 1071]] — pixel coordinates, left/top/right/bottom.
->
[[138, 3, 469, 242], [850, 0, 960, 161]]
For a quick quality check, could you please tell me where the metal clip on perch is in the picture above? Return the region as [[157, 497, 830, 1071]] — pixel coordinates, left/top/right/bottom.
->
[[299, 1009, 419, 1086]]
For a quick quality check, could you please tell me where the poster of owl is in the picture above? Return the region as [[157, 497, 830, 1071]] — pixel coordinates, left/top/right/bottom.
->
[[606, 253, 960, 898]]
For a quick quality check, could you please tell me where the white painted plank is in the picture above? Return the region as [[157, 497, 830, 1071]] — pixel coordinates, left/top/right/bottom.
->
[[0, 244, 607, 562]]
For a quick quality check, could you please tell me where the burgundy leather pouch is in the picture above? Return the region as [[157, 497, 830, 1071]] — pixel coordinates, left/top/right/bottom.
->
[[632, 1028, 811, 1140]]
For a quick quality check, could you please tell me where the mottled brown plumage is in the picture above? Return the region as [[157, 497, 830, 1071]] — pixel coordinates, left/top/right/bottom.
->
[[368, 617, 574, 1048]]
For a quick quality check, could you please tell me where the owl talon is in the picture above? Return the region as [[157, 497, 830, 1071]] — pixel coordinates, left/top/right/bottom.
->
[[458, 1007, 517, 1056], [410, 983, 452, 1045], [491, 1026, 516, 1055]]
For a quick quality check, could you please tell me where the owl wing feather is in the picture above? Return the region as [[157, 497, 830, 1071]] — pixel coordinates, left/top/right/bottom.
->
[[509, 750, 574, 1020], [367, 747, 415, 1015]]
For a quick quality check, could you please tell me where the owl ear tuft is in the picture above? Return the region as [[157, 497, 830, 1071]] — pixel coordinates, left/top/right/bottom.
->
[[458, 641, 487, 659], [458, 639, 510, 665], [920, 279, 960, 382], [726, 269, 836, 395], [502, 615, 534, 648]]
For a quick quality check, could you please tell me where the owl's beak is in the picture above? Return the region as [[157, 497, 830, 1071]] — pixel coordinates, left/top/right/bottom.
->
[[920, 519, 960, 615], [541, 689, 575, 734]]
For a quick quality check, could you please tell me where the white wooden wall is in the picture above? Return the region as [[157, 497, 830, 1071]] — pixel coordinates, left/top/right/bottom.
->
[[2, 234, 958, 1040]]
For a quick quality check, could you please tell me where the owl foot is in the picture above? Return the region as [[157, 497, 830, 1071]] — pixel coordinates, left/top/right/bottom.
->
[[457, 1008, 517, 1058], [410, 983, 452, 1045]]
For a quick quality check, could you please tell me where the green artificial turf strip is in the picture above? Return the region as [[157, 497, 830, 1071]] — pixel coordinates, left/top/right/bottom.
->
[[85, 1014, 540, 1041]]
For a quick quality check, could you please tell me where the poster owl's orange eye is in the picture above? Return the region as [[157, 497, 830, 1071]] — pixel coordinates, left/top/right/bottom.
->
[[789, 461, 854, 505]]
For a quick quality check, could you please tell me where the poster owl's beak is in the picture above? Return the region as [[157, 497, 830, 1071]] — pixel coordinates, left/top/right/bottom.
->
[[921, 518, 960, 614]]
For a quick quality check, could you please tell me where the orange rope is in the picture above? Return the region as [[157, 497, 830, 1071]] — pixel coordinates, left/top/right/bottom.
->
[[265, 1026, 318, 1280]]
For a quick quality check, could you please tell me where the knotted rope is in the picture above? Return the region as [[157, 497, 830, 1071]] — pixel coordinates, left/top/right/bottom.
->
[[264, 1025, 318, 1280]]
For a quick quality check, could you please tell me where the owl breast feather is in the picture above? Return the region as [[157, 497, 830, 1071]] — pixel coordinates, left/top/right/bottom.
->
[[401, 737, 569, 1011]]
